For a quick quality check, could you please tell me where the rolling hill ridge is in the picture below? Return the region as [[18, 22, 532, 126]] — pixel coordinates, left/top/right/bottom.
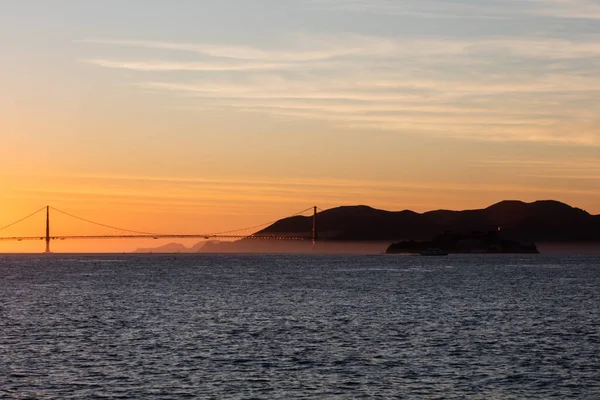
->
[[257, 200, 600, 242]]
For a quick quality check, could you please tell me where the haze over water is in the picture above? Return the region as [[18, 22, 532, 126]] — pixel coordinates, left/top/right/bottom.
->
[[1, 254, 599, 398]]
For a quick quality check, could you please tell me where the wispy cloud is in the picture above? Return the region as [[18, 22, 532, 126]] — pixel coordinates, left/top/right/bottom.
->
[[84, 59, 300, 72], [23, 171, 600, 202], [307, 0, 518, 18], [532, 0, 600, 20], [81, 38, 364, 61], [84, 36, 600, 61], [82, 32, 600, 145], [309, 0, 600, 20]]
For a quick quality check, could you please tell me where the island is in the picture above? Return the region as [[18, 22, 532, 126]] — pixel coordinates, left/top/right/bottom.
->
[[386, 230, 539, 254]]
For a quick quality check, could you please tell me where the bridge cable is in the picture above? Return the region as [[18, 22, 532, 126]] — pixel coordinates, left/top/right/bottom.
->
[[205, 206, 316, 236], [50, 207, 159, 235], [0, 206, 47, 232]]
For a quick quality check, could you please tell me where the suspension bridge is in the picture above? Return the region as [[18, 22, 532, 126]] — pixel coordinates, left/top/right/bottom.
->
[[0, 206, 320, 253]]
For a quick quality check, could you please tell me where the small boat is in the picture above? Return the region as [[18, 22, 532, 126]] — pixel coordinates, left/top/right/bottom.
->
[[420, 248, 448, 256]]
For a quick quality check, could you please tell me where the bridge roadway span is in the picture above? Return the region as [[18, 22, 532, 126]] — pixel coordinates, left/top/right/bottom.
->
[[0, 234, 311, 241], [0, 205, 319, 252]]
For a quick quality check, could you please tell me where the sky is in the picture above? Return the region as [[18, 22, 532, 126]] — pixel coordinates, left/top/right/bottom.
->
[[1, 0, 600, 252]]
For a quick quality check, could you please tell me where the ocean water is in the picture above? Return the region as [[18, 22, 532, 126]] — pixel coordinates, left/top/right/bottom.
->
[[0, 254, 599, 399]]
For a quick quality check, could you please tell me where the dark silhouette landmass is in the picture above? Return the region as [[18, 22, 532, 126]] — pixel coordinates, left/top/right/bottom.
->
[[386, 230, 539, 254], [257, 200, 600, 242], [134, 241, 219, 253], [134, 200, 600, 253], [134, 242, 188, 253]]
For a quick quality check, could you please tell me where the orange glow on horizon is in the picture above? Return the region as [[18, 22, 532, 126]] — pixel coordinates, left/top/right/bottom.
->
[[1, 170, 599, 253]]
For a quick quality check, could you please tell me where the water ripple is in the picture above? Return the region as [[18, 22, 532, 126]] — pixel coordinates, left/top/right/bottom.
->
[[0, 254, 599, 398]]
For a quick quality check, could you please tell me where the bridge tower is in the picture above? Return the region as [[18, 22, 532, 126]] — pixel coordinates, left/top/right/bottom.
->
[[312, 206, 317, 246], [45, 206, 51, 253]]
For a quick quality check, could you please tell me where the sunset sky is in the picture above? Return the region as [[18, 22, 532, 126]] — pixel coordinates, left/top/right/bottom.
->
[[2, 0, 600, 252]]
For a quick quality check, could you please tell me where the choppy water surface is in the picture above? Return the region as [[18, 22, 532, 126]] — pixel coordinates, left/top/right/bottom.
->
[[1, 254, 599, 399]]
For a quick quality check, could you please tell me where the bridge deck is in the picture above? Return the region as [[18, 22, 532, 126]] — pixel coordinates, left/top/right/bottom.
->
[[0, 234, 310, 241]]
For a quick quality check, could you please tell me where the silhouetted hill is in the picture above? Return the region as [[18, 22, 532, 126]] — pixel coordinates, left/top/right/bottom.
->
[[257, 200, 600, 242], [134, 240, 222, 253], [134, 242, 189, 253]]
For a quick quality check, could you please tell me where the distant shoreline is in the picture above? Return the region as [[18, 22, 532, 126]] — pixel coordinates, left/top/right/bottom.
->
[[1, 241, 600, 255]]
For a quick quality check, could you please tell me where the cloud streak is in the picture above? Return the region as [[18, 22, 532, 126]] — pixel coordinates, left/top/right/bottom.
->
[[82, 38, 364, 61], [85, 59, 300, 72], [82, 31, 600, 145], [85, 36, 600, 61], [309, 0, 600, 20]]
